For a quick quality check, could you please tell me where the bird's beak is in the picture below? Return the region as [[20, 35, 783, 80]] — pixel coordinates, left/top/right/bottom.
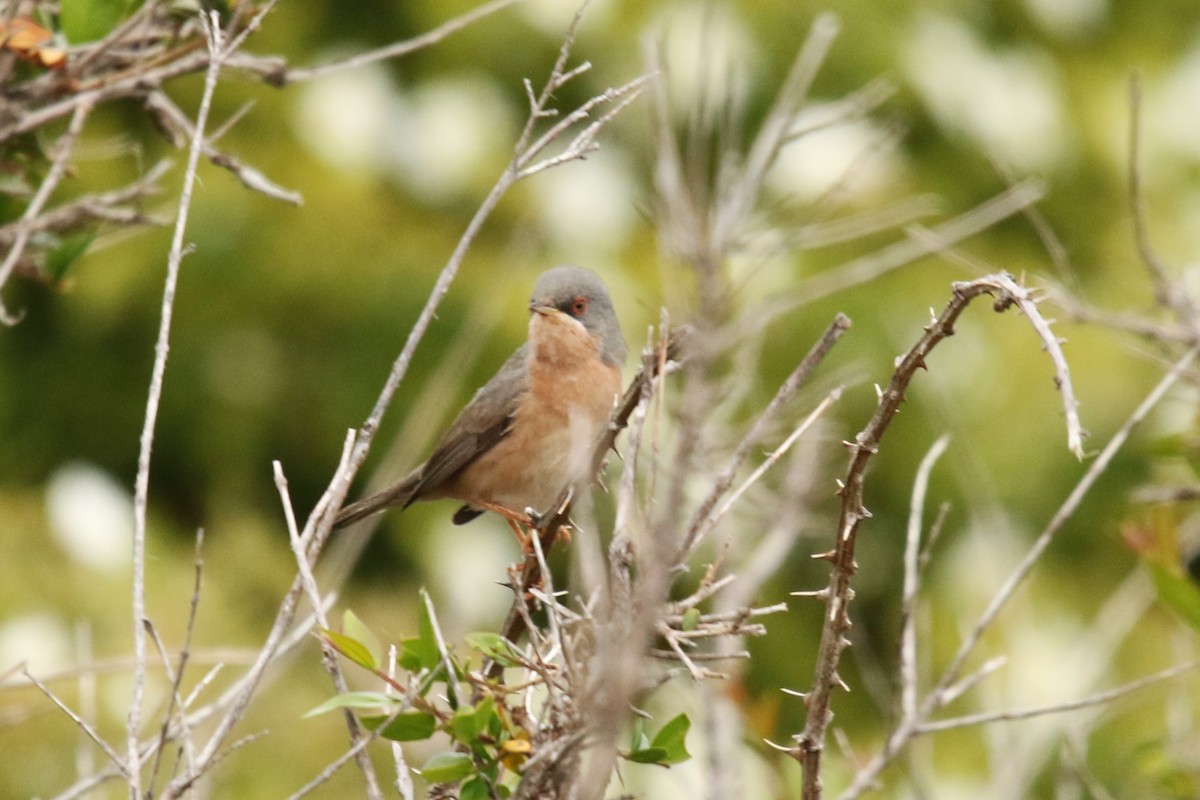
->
[[529, 302, 557, 317]]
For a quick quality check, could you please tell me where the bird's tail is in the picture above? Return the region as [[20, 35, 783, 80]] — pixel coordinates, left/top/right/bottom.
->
[[332, 476, 418, 529]]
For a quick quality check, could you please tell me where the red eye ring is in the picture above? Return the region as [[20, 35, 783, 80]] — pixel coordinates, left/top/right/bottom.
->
[[571, 296, 588, 316]]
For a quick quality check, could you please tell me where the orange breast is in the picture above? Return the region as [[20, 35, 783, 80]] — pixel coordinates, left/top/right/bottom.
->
[[445, 312, 622, 515]]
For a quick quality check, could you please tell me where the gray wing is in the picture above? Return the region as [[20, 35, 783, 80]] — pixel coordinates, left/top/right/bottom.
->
[[405, 344, 528, 504]]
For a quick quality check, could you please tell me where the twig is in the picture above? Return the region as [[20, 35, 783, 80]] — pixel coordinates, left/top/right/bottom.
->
[[706, 386, 844, 536], [148, 530, 206, 792], [1127, 74, 1194, 326], [280, 0, 519, 85], [917, 660, 1200, 733], [0, 100, 92, 324], [753, 181, 1045, 334], [720, 12, 841, 248], [24, 669, 128, 778], [900, 435, 950, 720], [144, 91, 302, 204], [682, 314, 851, 557], [127, 14, 226, 795], [276, 460, 383, 799]]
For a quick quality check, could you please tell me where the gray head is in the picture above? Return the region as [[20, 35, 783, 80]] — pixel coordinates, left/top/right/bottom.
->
[[530, 265, 627, 366]]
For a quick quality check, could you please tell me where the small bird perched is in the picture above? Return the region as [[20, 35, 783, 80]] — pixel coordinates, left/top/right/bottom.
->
[[334, 266, 627, 531]]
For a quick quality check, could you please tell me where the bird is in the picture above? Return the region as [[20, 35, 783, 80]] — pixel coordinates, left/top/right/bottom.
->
[[333, 266, 627, 532]]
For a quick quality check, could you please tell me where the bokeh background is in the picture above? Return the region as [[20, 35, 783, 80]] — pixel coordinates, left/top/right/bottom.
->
[[3, 0, 1200, 797]]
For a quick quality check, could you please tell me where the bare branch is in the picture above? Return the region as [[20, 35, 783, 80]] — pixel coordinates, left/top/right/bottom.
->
[[917, 660, 1200, 733], [682, 314, 851, 557], [900, 435, 950, 720], [128, 14, 228, 794], [0, 100, 92, 324], [1127, 74, 1194, 326], [24, 669, 128, 778], [279, 0, 520, 85]]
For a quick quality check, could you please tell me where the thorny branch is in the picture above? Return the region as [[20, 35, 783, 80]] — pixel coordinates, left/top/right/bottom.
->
[[839, 344, 1198, 800], [789, 272, 1084, 800]]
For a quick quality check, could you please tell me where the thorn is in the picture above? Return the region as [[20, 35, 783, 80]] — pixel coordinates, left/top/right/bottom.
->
[[790, 588, 830, 600], [781, 687, 810, 701], [874, 383, 884, 399], [763, 737, 799, 755], [832, 673, 851, 692], [811, 549, 837, 563]]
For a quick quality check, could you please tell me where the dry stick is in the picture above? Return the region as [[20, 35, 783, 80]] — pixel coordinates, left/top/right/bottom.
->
[[754, 182, 1045, 336], [144, 91, 301, 204], [279, 0, 519, 84], [275, 462, 384, 800], [906, 242, 1085, 459], [682, 313, 852, 558], [1, 0, 504, 142], [719, 12, 840, 249], [791, 273, 1081, 800], [73, 624, 97, 785], [899, 435, 950, 721], [1127, 74, 1194, 327], [838, 344, 1200, 800], [0, 100, 92, 323], [917, 660, 1200, 733], [127, 14, 225, 796], [0, 159, 172, 247], [24, 669, 129, 777], [147, 530, 206, 793], [707, 386, 844, 534]]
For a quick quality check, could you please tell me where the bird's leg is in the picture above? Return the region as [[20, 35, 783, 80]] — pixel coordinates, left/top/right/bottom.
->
[[472, 500, 535, 549]]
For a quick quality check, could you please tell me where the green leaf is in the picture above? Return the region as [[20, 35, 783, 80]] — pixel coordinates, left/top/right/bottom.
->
[[681, 608, 701, 632], [623, 713, 692, 766], [626, 746, 668, 764], [649, 713, 691, 765], [465, 631, 520, 667], [1149, 563, 1200, 632], [460, 777, 490, 800], [420, 751, 474, 783], [303, 691, 398, 718], [342, 609, 383, 670], [320, 628, 377, 672], [362, 710, 437, 742], [450, 695, 496, 743], [400, 590, 442, 672]]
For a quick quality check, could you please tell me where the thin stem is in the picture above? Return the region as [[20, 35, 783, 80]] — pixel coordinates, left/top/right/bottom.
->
[[127, 13, 225, 796]]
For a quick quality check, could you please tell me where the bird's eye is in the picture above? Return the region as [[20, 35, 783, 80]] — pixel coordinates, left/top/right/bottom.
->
[[570, 296, 589, 316]]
